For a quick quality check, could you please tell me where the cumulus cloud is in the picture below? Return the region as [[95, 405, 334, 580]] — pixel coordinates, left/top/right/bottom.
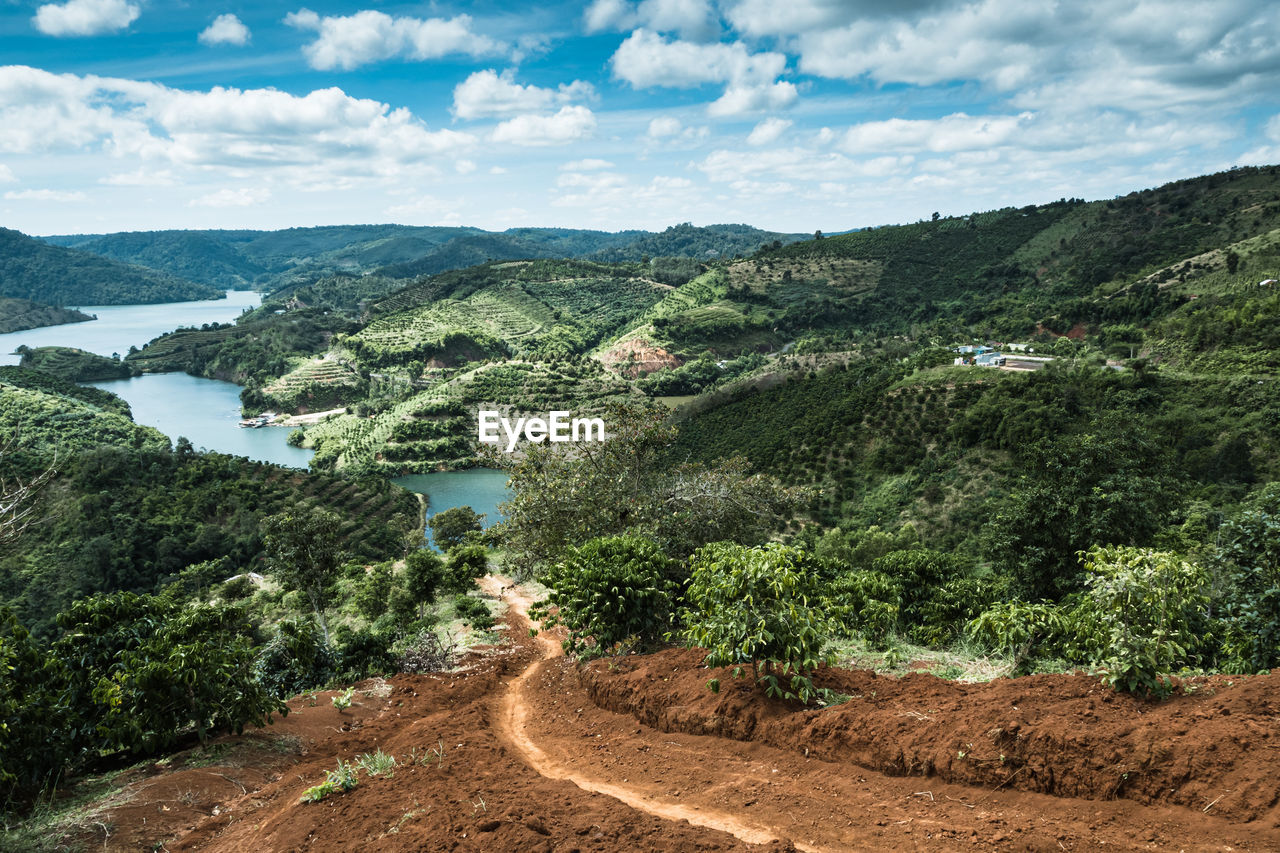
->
[[841, 112, 1034, 154], [33, 0, 138, 37], [3, 188, 87, 201], [562, 158, 615, 171], [720, 0, 1280, 113], [0, 65, 474, 185], [647, 116, 682, 138], [452, 69, 595, 120], [585, 0, 718, 40], [189, 187, 271, 207], [199, 14, 251, 47], [100, 168, 177, 186], [491, 106, 597, 146], [747, 117, 792, 146], [284, 8, 504, 71], [611, 29, 793, 116]]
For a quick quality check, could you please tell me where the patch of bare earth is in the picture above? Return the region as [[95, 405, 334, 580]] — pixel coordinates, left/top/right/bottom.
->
[[597, 338, 682, 378], [72, 576, 1280, 851]]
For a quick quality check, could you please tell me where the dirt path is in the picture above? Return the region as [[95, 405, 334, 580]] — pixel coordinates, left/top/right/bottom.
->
[[70, 575, 1280, 851], [484, 575, 1280, 852], [482, 575, 809, 850]]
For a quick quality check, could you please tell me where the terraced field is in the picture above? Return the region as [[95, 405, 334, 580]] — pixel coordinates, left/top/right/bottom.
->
[[261, 356, 365, 411], [301, 360, 634, 473]]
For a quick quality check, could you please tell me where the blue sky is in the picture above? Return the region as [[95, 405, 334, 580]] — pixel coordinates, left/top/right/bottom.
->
[[2, 0, 1279, 235]]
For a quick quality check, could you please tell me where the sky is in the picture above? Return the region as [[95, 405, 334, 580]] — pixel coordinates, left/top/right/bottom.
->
[[2, 0, 1279, 236]]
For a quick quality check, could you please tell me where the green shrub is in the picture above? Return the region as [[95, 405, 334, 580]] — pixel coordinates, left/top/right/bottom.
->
[[532, 535, 677, 658], [51, 592, 284, 759], [965, 600, 1071, 672], [0, 609, 69, 802], [254, 618, 337, 698], [454, 595, 495, 632], [679, 542, 832, 703], [823, 569, 901, 647], [334, 625, 398, 679], [442, 545, 489, 594], [1082, 545, 1210, 697]]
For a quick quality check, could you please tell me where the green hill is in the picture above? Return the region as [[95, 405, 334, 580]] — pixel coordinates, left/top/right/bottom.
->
[[0, 228, 222, 305], [0, 297, 92, 334]]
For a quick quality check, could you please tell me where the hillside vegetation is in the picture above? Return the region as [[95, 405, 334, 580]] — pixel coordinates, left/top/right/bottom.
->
[[0, 228, 221, 306], [0, 297, 91, 334]]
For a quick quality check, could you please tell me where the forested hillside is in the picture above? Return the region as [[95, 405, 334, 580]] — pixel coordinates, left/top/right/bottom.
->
[[46, 223, 805, 294], [0, 297, 91, 334], [0, 228, 222, 305]]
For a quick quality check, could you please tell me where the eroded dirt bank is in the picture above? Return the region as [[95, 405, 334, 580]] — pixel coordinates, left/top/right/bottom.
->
[[584, 649, 1280, 823], [66, 578, 1280, 851]]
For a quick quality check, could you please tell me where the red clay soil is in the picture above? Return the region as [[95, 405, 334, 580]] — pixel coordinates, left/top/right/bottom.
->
[[585, 650, 1280, 823], [75, 580, 1280, 852]]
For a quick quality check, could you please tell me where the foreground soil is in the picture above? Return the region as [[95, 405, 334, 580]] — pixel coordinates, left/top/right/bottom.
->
[[61, 578, 1280, 851]]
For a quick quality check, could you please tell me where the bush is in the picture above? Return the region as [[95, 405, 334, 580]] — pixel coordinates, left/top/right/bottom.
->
[[823, 570, 901, 647], [1082, 546, 1210, 697], [679, 542, 832, 703], [48, 593, 284, 760], [0, 609, 69, 802], [532, 535, 677, 658], [254, 618, 338, 698], [442, 545, 489, 594], [334, 625, 398, 679], [454, 595, 495, 632]]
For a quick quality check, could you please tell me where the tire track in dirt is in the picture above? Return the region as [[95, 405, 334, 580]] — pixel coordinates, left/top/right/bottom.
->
[[482, 575, 823, 851]]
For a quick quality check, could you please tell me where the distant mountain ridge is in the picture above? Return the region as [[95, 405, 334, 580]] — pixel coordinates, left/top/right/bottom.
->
[[44, 223, 808, 292], [1, 227, 221, 306]]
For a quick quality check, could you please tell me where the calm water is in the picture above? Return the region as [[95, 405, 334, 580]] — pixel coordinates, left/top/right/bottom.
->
[[394, 469, 511, 550], [87, 373, 314, 469], [0, 290, 262, 365], [0, 290, 314, 467]]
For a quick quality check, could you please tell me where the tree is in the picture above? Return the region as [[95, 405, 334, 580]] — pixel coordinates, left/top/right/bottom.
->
[[262, 508, 345, 642], [403, 549, 445, 618], [533, 535, 677, 658], [679, 542, 833, 704], [983, 419, 1174, 600], [428, 505, 483, 552], [442, 544, 489, 594], [493, 402, 804, 577], [353, 561, 393, 621]]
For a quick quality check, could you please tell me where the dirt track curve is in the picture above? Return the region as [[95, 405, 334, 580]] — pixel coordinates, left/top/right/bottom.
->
[[71, 574, 1280, 852]]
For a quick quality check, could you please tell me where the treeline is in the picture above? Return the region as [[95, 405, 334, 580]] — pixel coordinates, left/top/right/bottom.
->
[[0, 297, 91, 334], [0, 227, 221, 306]]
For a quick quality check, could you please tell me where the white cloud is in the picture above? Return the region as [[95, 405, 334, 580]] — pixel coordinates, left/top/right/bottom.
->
[[33, 0, 138, 37], [0, 164, 15, 183], [841, 112, 1034, 154], [647, 117, 681, 138], [0, 65, 475, 186], [455, 159, 477, 175], [189, 187, 270, 208], [199, 14, 250, 47], [709, 81, 797, 117], [284, 8, 504, 71], [4, 188, 87, 201], [562, 158, 615, 171], [452, 69, 594, 120], [611, 29, 793, 116], [1267, 115, 1280, 143], [100, 168, 177, 186], [491, 106, 596, 146], [721, 0, 1280, 114], [585, 0, 718, 40], [747, 117, 792, 146]]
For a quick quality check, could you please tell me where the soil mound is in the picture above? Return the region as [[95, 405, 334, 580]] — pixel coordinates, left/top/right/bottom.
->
[[584, 649, 1280, 823]]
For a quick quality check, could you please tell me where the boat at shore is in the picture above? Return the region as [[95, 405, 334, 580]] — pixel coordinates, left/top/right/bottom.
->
[[238, 412, 277, 428]]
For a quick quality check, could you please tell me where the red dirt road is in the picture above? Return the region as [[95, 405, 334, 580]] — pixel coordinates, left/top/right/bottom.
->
[[76, 577, 1280, 851]]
